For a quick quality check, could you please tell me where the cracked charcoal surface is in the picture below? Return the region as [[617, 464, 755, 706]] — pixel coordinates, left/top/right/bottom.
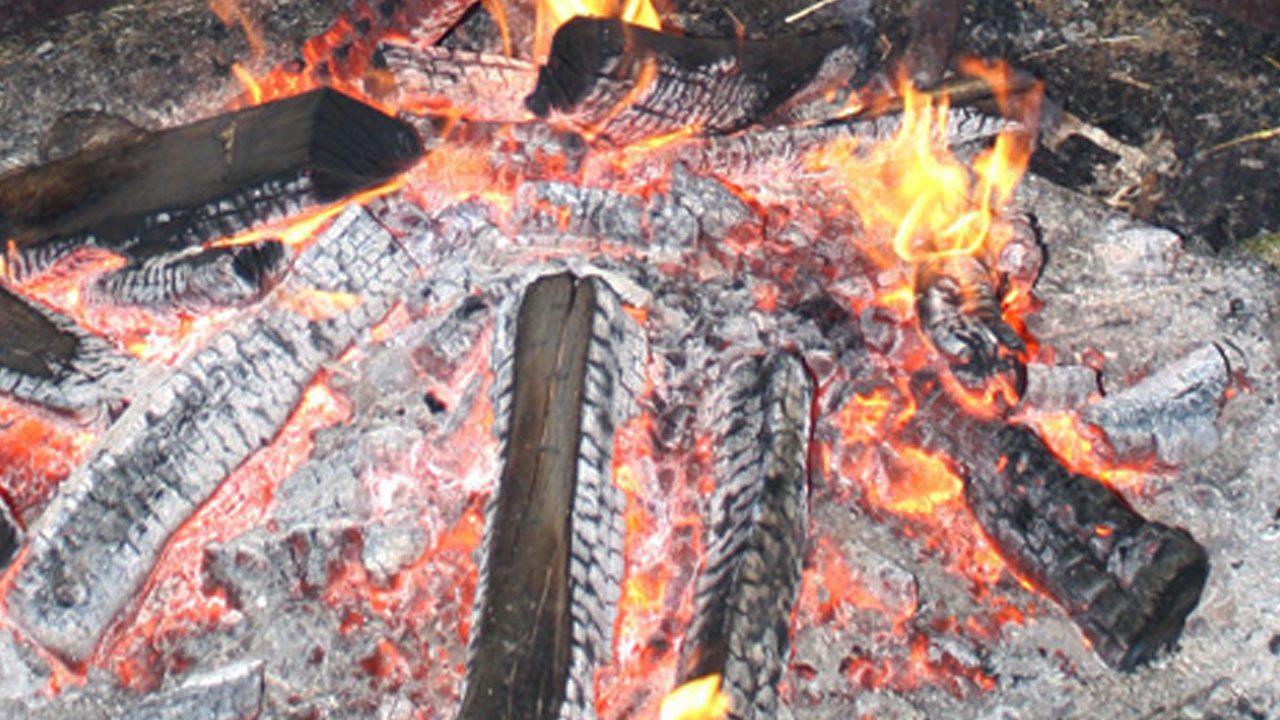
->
[[5, 206, 414, 661], [678, 352, 813, 719]]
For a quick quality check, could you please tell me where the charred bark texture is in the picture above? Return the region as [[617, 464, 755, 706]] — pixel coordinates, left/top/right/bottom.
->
[[915, 255, 1025, 391], [526, 17, 866, 144], [905, 378, 1209, 671], [86, 239, 287, 312], [0, 89, 421, 278], [377, 43, 538, 123], [0, 498, 20, 573], [5, 206, 413, 662], [0, 284, 134, 410], [678, 352, 813, 718], [462, 272, 643, 720]]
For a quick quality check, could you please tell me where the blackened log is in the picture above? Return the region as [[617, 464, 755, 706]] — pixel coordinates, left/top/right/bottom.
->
[[5, 206, 415, 662], [904, 0, 962, 88], [85, 239, 287, 313], [677, 352, 813, 718], [0, 89, 421, 279], [525, 17, 867, 144], [0, 498, 20, 573], [904, 377, 1209, 671], [914, 255, 1024, 392], [1082, 343, 1229, 466], [377, 43, 538, 123], [0, 285, 134, 410], [462, 272, 644, 720]]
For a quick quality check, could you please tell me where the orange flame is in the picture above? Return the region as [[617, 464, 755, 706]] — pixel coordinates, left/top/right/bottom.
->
[[809, 63, 1039, 268], [659, 674, 730, 720]]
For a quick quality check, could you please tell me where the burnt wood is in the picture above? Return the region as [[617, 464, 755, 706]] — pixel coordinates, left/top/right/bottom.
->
[[0, 284, 134, 410], [0, 88, 421, 279], [459, 274, 596, 720], [904, 376, 1209, 671], [377, 43, 537, 123], [0, 497, 20, 573], [914, 255, 1025, 392], [525, 17, 867, 144], [677, 352, 813, 718], [86, 239, 287, 313]]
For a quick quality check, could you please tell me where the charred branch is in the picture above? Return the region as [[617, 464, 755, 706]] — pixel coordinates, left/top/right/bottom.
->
[[526, 17, 867, 144], [904, 377, 1209, 671], [914, 255, 1025, 392], [377, 43, 538, 123], [0, 89, 421, 278], [0, 284, 135, 410], [5, 206, 414, 662], [462, 272, 643, 720], [678, 352, 813, 718], [85, 239, 287, 313]]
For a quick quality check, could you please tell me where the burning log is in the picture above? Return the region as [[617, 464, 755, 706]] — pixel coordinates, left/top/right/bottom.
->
[[1082, 343, 1230, 466], [904, 377, 1209, 671], [378, 43, 538, 123], [0, 284, 135, 410], [85, 239, 287, 313], [461, 272, 644, 720], [526, 17, 867, 144], [914, 255, 1025, 392], [0, 89, 421, 279], [677, 352, 813, 717], [5, 206, 414, 662]]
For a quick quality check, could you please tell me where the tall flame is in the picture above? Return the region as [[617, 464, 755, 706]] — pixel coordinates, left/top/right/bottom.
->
[[659, 674, 730, 720], [810, 62, 1039, 267]]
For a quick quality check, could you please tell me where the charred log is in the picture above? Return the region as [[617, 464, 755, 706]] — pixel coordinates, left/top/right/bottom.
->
[[377, 43, 538, 123], [526, 17, 867, 144], [462, 272, 643, 720], [85, 239, 287, 312], [904, 376, 1209, 670], [904, 0, 963, 88], [914, 255, 1025, 392], [0, 89, 421, 279], [0, 284, 134, 410], [0, 497, 20, 573], [678, 352, 813, 718], [5, 206, 414, 662]]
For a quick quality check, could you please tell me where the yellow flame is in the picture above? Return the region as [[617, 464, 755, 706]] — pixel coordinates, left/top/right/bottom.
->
[[659, 674, 731, 720], [534, 0, 661, 63]]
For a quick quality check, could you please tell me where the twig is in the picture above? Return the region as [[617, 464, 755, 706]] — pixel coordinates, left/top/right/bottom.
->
[[1020, 34, 1143, 62], [785, 0, 841, 24], [1208, 126, 1280, 155]]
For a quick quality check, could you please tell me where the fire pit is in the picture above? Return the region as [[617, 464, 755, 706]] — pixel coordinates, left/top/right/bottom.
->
[[0, 1, 1277, 719]]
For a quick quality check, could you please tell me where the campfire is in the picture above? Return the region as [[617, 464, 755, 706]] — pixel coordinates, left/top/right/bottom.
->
[[0, 1, 1273, 718]]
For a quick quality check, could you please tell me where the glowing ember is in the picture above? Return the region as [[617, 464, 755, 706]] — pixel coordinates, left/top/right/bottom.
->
[[659, 674, 730, 720]]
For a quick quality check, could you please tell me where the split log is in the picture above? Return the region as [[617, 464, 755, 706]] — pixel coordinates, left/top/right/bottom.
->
[[0, 285, 135, 410], [1082, 343, 1229, 466], [903, 375, 1209, 670], [5, 206, 415, 662], [677, 352, 813, 718], [85, 239, 287, 313], [0, 89, 421, 279], [526, 17, 868, 144], [461, 272, 644, 720], [377, 43, 538, 123]]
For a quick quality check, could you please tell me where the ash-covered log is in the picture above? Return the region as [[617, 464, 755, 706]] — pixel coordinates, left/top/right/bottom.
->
[[526, 17, 867, 144], [377, 43, 538, 123], [1082, 343, 1229, 466], [677, 352, 813, 718], [85, 239, 287, 313], [0, 284, 134, 410], [5, 206, 414, 662], [461, 272, 644, 720], [0, 89, 421, 278], [903, 376, 1209, 670]]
